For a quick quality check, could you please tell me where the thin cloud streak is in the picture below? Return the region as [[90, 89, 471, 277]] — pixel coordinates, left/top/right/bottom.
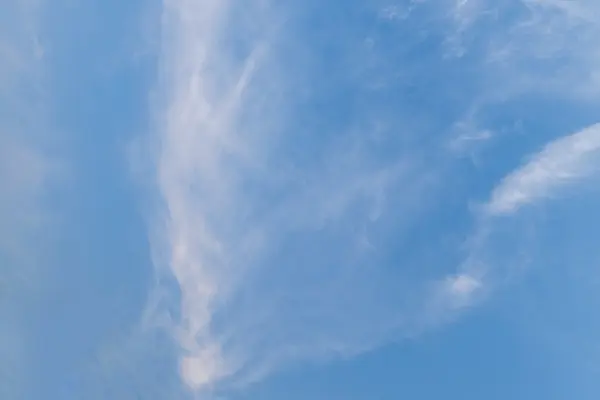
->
[[452, 122, 600, 328], [487, 123, 600, 216]]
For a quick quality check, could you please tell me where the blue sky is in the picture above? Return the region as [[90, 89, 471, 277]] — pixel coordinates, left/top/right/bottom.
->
[[3, 0, 600, 399]]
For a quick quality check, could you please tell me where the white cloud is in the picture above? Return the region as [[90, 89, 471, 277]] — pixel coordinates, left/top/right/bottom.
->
[[448, 273, 482, 297], [422, 272, 485, 330], [147, 1, 452, 394], [456, 122, 600, 303], [487, 123, 600, 215], [447, 123, 600, 312], [145, 0, 600, 397]]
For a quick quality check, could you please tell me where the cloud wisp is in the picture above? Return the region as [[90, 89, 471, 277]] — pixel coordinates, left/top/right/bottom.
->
[[486, 123, 600, 216], [147, 0, 462, 394], [454, 121, 600, 299], [144, 0, 600, 397]]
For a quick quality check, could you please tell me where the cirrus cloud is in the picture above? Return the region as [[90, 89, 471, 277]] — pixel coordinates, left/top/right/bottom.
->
[[142, 0, 600, 397]]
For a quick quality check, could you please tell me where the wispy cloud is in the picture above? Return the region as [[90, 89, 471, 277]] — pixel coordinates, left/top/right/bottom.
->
[[149, 0, 268, 391], [449, 118, 600, 296], [487, 123, 600, 215], [145, 0, 600, 397], [147, 1, 449, 394]]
